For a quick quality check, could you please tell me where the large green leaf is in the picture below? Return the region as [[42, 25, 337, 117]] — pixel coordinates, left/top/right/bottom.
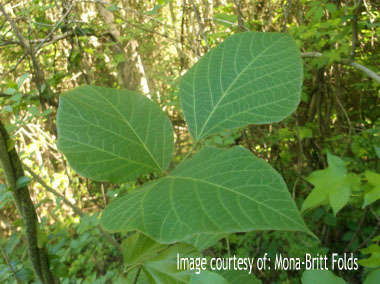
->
[[101, 146, 312, 243], [57, 85, 174, 183], [180, 32, 303, 140]]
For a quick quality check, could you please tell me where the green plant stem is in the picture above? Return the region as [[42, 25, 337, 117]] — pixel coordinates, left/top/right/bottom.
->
[[0, 121, 59, 283], [133, 266, 142, 284]]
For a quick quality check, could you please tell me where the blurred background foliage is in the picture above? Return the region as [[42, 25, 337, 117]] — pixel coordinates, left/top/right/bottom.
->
[[0, 0, 379, 283]]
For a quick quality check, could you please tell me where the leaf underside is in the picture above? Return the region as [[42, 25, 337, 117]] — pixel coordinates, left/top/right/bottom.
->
[[101, 147, 312, 244], [180, 32, 303, 140], [57, 85, 174, 183]]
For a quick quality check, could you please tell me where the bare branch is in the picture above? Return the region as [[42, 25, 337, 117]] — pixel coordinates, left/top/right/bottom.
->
[[301, 52, 380, 84]]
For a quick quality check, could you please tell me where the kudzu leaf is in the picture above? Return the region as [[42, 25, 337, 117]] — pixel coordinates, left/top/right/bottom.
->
[[301, 152, 360, 216], [301, 270, 346, 284], [101, 147, 312, 244], [180, 32, 302, 140], [57, 85, 174, 183]]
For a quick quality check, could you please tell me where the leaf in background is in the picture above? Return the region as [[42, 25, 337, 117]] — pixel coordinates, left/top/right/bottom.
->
[[363, 171, 380, 208], [301, 152, 360, 216], [122, 232, 167, 266], [359, 244, 380, 268], [17, 73, 29, 89], [101, 147, 312, 244], [57, 85, 174, 183], [142, 243, 199, 284], [299, 126, 313, 140], [190, 271, 229, 284], [301, 270, 346, 284], [180, 32, 303, 140]]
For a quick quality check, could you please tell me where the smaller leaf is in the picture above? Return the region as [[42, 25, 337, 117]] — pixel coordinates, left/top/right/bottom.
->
[[299, 126, 313, 140], [52, 262, 69, 277], [1, 105, 13, 113], [359, 244, 380, 268], [17, 73, 29, 89], [301, 270, 346, 284], [28, 106, 39, 116], [302, 152, 358, 216], [107, 3, 118, 11], [41, 109, 53, 117], [15, 176, 31, 190]]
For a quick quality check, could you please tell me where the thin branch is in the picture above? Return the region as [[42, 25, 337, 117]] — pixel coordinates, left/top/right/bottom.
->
[[23, 164, 83, 217], [33, 1, 76, 54], [0, 3, 44, 95], [190, 0, 210, 51], [233, 0, 246, 32], [301, 52, 380, 84]]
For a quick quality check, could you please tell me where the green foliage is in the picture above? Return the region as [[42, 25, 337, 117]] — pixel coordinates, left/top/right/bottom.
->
[[1, 0, 379, 283], [179, 32, 303, 140], [301, 152, 361, 216], [359, 241, 380, 268]]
